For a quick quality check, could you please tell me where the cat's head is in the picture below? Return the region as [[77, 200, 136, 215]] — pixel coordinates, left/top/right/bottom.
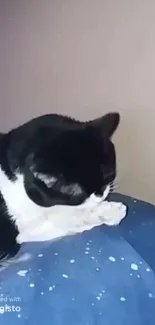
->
[[22, 113, 120, 207]]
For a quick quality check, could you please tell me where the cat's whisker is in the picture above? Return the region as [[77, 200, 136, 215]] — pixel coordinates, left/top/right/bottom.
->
[[0, 253, 9, 264], [109, 180, 120, 192], [110, 183, 118, 188], [110, 179, 120, 186], [110, 183, 119, 189], [109, 186, 120, 193]]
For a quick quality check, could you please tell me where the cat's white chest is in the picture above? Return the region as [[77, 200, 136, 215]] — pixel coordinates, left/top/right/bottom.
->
[[0, 167, 53, 232]]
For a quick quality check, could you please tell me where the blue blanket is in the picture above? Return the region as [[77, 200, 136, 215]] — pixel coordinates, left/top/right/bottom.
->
[[0, 194, 155, 325]]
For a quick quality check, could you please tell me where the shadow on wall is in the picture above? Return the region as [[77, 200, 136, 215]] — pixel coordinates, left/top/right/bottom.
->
[[115, 109, 154, 204]]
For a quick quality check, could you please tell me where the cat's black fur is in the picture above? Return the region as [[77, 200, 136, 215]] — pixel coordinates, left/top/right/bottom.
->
[[0, 112, 119, 262]]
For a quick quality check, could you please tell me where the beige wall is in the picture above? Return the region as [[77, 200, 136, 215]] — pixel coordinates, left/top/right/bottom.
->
[[0, 0, 155, 203]]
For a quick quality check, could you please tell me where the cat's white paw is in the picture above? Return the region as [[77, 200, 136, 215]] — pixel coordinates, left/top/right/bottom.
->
[[94, 201, 127, 226], [16, 233, 24, 244]]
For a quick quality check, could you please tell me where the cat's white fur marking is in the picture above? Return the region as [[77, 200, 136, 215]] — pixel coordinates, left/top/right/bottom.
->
[[34, 172, 57, 187], [34, 172, 83, 195], [0, 167, 126, 244]]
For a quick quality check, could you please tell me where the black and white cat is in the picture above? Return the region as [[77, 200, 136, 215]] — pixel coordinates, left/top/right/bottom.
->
[[0, 112, 126, 262]]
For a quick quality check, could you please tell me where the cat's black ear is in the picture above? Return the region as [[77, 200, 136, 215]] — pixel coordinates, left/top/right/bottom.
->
[[91, 112, 120, 138]]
